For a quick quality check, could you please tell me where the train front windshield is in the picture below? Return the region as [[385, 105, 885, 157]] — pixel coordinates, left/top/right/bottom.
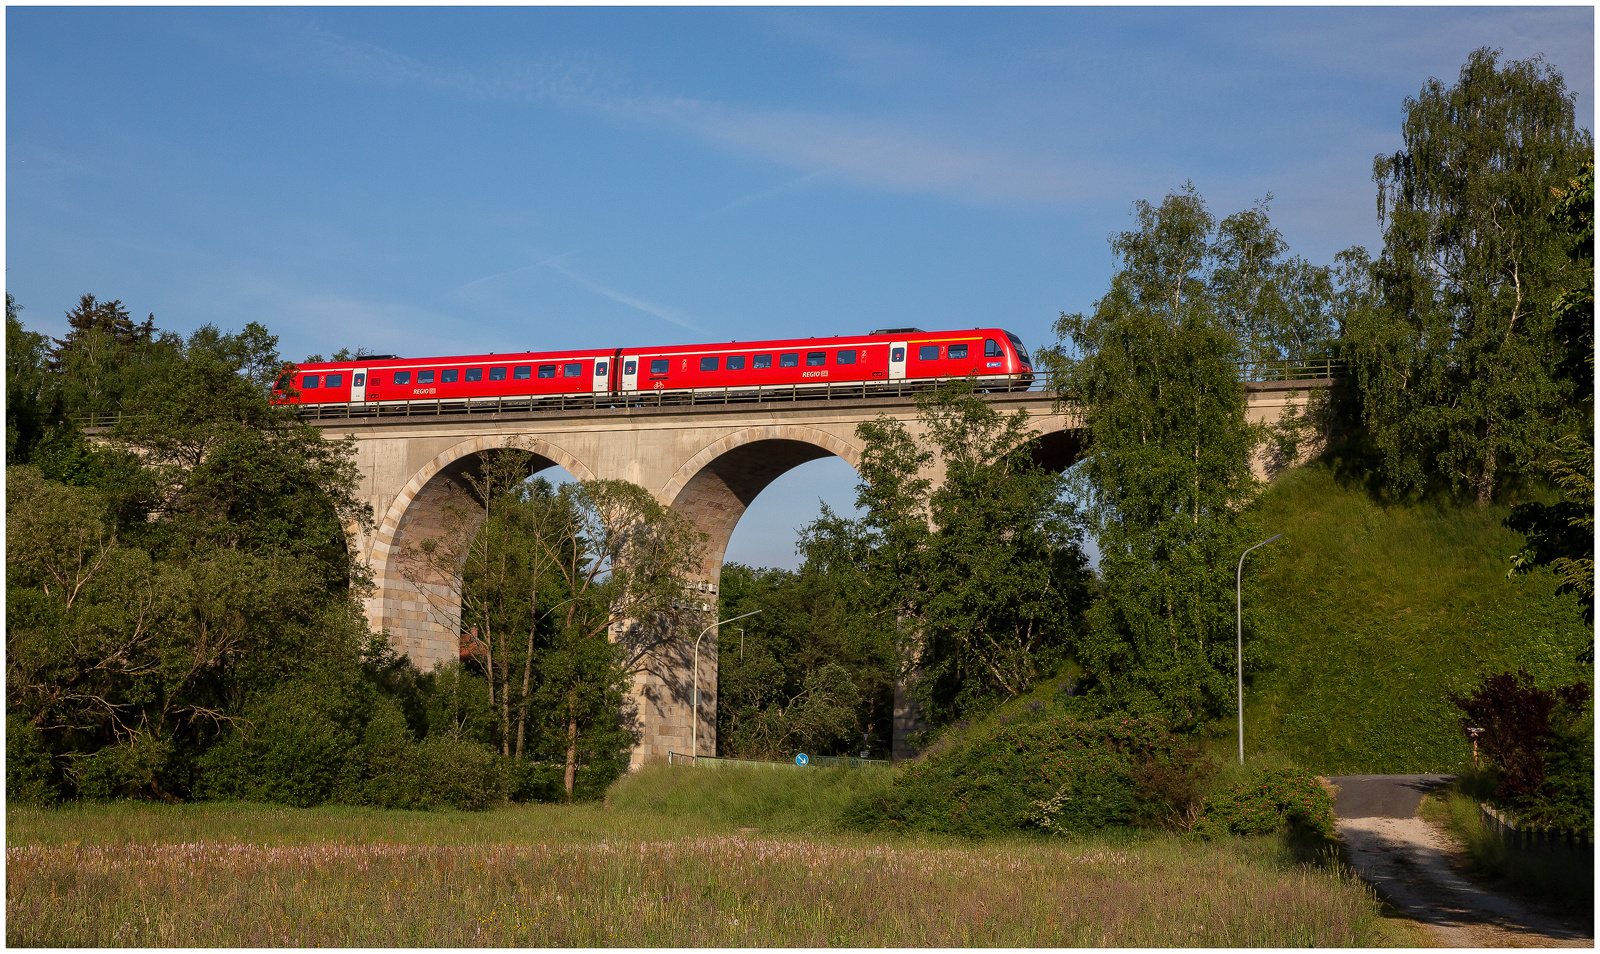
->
[[1006, 333, 1031, 367]]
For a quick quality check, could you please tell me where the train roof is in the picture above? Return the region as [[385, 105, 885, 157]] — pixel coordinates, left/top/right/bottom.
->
[[287, 327, 1023, 371], [291, 347, 616, 371]]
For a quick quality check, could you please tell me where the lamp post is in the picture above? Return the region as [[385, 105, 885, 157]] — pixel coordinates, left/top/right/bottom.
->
[[1237, 533, 1282, 765], [693, 609, 762, 759]]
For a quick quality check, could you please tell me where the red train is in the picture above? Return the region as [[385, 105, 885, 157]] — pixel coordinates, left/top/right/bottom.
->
[[272, 327, 1034, 412]]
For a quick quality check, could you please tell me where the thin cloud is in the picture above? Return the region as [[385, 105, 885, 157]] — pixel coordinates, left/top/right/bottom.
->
[[265, 17, 1113, 209], [539, 259, 705, 335], [700, 168, 837, 219], [454, 250, 578, 296]]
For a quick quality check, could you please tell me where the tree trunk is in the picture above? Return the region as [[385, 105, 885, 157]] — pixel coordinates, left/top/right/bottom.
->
[[1476, 423, 1498, 507], [515, 623, 536, 758], [563, 700, 579, 802]]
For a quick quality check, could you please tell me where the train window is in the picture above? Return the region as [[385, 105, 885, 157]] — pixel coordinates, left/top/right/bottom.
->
[[624, 361, 636, 375], [891, 348, 905, 362], [489, 367, 507, 381], [650, 359, 669, 374], [984, 339, 1002, 357], [394, 371, 411, 385], [948, 344, 968, 360], [1007, 333, 1031, 366], [274, 373, 292, 390], [836, 350, 857, 365], [465, 368, 483, 382], [514, 366, 533, 380], [596, 362, 608, 375], [441, 370, 457, 383], [727, 356, 746, 371], [918, 345, 940, 361], [753, 354, 772, 369], [325, 373, 344, 387], [779, 353, 800, 368], [806, 351, 826, 367], [353, 374, 366, 386], [700, 356, 719, 372], [563, 363, 583, 377], [417, 371, 434, 384], [537, 365, 556, 379], [302, 375, 320, 389]]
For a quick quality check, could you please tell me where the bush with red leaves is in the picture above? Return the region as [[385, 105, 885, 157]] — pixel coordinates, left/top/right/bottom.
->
[[1451, 670, 1591, 825]]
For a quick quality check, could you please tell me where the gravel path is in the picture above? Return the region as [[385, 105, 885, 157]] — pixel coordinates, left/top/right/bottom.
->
[[1330, 775, 1591, 948]]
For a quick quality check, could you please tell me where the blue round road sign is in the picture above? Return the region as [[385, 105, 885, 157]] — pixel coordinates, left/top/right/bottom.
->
[[795, 753, 809, 766]]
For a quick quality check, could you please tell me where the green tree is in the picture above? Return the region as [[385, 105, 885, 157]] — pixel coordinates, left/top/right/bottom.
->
[[800, 383, 1092, 729], [1209, 198, 1339, 363], [715, 563, 896, 760], [1345, 48, 1592, 505], [399, 461, 706, 800], [6, 310, 384, 803], [1045, 184, 1268, 724], [1505, 163, 1595, 640], [6, 294, 54, 464]]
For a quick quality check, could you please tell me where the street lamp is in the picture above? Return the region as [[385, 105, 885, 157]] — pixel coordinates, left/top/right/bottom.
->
[[1237, 533, 1282, 765], [693, 609, 762, 759]]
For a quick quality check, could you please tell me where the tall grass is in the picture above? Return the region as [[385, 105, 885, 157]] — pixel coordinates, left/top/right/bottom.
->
[[7, 798, 1399, 947], [1246, 465, 1590, 774], [606, 764, 892, 833], [1420, 781, 1594, 927]]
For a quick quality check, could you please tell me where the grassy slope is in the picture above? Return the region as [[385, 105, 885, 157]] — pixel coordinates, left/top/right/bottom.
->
[[1244, 465, 1590, 775]]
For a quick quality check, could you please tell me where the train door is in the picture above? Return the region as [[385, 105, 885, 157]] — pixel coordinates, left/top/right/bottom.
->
[[351, 368, 368, 402], [592, 359, 608, 394], [888, 342, 908, 381], [621, 355, 639, 392]]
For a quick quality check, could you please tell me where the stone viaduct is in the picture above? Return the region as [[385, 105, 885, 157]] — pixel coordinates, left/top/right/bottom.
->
[[307, 379, 1325, 768]]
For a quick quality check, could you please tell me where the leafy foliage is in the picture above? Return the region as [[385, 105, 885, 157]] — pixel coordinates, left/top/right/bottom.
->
[[398, 449, 707, 800], [1344, 49, 1592, 505], [798, 384, 1092, 730], [1450, 669, 1592, 829], [1504, 163, 1595, 638], [1196, 768, 1335, 839], [716, 563, 896, 761], [3, 302, 531, 810], [6, 294, 52, 464], [1045, 184, 1276, 725], [840, 706, 1205, 838]]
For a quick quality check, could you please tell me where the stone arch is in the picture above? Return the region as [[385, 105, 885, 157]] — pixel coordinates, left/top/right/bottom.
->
[[1027, 422, 1088, 474], [660, 424, 863, 577], [625, 424, 863, 766], [368, 435, 595, 672]]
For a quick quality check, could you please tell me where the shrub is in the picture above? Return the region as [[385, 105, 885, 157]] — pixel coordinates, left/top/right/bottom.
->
[[6, 717, 60, 806], [73, 736, 175, 802], [1451, 669, 1592, 829], [405, 736, 510, 811], [1198, 768, 1335, 839], [841, 710, 1204, 837], [194, 677, 365, 807]]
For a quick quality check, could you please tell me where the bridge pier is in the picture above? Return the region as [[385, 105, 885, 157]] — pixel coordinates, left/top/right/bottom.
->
[[316, 382, 1320, 770]]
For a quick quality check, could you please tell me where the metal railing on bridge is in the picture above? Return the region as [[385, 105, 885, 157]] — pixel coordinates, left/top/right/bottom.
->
[[73, 360, 1345, 428]]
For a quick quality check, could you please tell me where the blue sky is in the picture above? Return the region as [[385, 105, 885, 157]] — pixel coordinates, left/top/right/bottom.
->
[[7, 6, 1593, 569]]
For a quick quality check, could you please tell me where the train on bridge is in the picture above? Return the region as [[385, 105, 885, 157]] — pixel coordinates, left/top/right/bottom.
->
[[273, 327, 1035, 413]]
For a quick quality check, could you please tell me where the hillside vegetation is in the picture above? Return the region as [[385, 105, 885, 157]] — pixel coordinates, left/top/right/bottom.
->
[[1245, 465, 1590, 774]]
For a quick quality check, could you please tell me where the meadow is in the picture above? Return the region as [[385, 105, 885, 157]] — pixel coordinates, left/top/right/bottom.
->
[[6, 766, 1422, 947]]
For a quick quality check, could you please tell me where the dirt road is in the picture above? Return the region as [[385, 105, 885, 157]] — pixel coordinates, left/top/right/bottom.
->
[[1330, 774, 1591, 948]]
